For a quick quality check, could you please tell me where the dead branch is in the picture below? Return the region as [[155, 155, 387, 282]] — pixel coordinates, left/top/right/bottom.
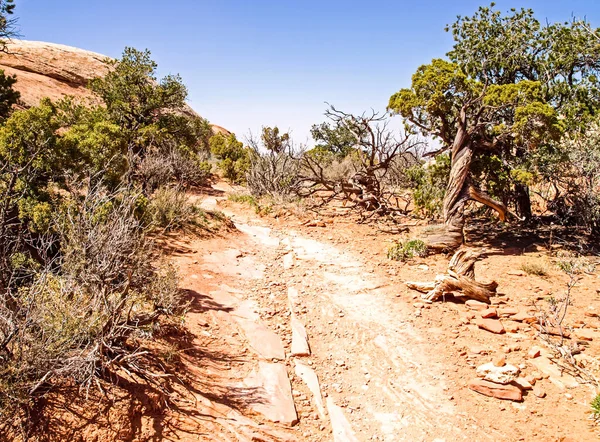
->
[[406, 248, 498, 303]]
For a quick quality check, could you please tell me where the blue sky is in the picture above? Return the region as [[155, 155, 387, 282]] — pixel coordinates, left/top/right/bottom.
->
[[14, 0, 600, 143]]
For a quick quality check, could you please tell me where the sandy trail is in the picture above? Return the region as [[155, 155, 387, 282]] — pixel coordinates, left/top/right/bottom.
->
[[183, 191, 500, 441]]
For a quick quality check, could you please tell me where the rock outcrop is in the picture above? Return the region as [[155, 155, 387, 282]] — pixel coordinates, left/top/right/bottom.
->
[[0, 40, 109, 107], [0, 40, 228, 134]]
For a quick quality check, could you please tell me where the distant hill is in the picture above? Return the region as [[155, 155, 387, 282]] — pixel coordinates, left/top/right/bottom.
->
[[0, 40, 228, 135]]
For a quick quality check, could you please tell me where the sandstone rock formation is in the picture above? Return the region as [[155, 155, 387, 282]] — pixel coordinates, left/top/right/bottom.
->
[[0, 40, 228, 134], [0, 40, 109, 107]]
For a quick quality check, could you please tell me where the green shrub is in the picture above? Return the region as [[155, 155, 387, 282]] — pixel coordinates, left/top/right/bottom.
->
[[387, 239, 428, 261], [406, 154, 450, 219], [0, 188, 184, 428], [149, 186, 203, 232], [591, 393, 600, 419], [210, 133, 250, 183]]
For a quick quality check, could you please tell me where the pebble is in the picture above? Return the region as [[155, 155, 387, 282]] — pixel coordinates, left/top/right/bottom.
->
[[533, 385, 546, 398]]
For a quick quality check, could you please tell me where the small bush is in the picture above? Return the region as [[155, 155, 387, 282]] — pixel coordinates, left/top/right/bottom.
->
[[228, 193, 258, 207], [591, 394, 600, 420], [520, 260, 549, 276], [406, 154, 451, 219], [149, 186, 203, 232], [387, 239, 428, 261], [228, 193, 273, 216], [0, 187, 185, 428], [210, 133, 250, 184]]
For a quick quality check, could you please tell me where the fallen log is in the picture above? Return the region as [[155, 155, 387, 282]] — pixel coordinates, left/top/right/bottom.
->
[[406, 248, 498, 303]]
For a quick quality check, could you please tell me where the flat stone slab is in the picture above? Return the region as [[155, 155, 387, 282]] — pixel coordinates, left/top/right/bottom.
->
[[235, 301, 286, 360], [529, 356, 579, 389], [291, 314, 311, 356], [294, 361, 326, 420], [468, 379, 523, 401], [327, 397, 359, 442], [244, 361, 298, 426]]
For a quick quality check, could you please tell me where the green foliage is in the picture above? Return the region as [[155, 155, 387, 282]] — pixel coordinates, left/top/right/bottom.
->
[[311, 121, 357, 157], [210, 133, 250, 183], [389, 4, 600, 221], [406, 154, 450, 218], [0, 69, 19, 119], [387, 239, 428, 261], [228, 193, 258, 207], [261, 126, 290, 153], [90, 48, 187, 146], [591, 394, 600, 419]]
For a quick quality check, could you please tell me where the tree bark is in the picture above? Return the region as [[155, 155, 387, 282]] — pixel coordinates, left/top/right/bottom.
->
[[406, 248, 498, 303], [427, 107, 509, 252], [427, 107, 471, 251], [514, 183, 532, 220]]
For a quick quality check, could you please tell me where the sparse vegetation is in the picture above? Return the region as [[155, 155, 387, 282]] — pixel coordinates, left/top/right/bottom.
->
[[387, 239, 428, 261], [520, 260, 549, 277]]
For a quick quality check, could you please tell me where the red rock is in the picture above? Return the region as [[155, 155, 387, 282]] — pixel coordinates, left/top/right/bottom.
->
[[574, 328, 597, 341], [466, 300, 489, 311], [511, 311, 537, 323], [0, 40, 225, 134], [503, 321, 520, 333], [531, 323, 571, 338], [498, 307, 519, 317], [468, 379, 523, 401], [513, 377, 533, 391], [475, 318, 505, 334], [480, 308, 498, 319], [525, 375, 537, 385], [533, 385, 546, 398], [528, 346, 542, 359], [493, 355, 507, 367]]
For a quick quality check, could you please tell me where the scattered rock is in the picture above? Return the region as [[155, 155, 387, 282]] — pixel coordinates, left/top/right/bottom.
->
[[532, 385, 546, 398], [511, 311, 537, 323], [529, 356, 579, 389], [466, 300, 489, 311], [525, 375, 537, 386], [528, 346, 542, 359], [498, 307, 519, 317], [469, 346, 488, 355], [243, 362, 298, 425], [531, 323, 571, 338], [477, 362, 519, 384], [290, 314, 311, 357], [513, 377, 533, 391], [468, 379, 523, 401], [480, 308, 498, 319], [475, 318, 505, 334], [493, 355, 507, 367], [574, 328, 597, 341], [503, 321, 519, 333]]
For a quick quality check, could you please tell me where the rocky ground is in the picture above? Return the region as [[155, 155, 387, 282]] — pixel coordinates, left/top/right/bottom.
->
[[31, 182, 600, 441], [149, 182, 598, 442]]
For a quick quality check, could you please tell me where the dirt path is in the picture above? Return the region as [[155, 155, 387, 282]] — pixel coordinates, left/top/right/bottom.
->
[[156, 183, 600, 442], [158, 186, 505, 442]]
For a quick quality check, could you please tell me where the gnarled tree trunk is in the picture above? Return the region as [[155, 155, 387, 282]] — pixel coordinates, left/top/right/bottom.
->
[[407, 248, 498, 303], [427, 107, 508, 252]]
